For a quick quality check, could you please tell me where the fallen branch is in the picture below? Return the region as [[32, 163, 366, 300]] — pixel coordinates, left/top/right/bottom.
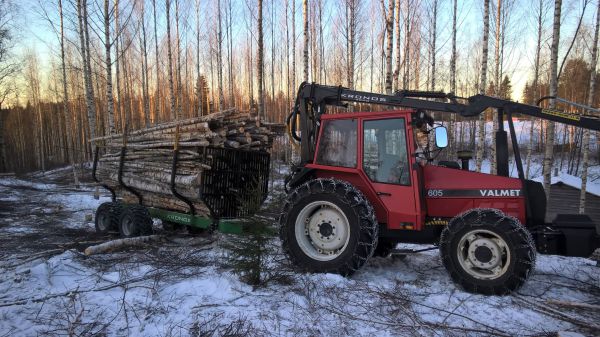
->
[[546, 299, 600, 311], [84, 235, 164, 256]]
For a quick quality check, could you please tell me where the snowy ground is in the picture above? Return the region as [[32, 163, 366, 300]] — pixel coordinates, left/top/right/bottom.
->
[[0, 170, 599, 337]]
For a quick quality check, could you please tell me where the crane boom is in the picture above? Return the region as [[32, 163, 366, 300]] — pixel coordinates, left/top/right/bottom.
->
[[289, 82, 600, 167]]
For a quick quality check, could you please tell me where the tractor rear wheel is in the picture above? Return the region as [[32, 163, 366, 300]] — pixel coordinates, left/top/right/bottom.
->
[[95, 202, 122, 233], [440, 209, 536, 295], [279, 178, 378, 276], [118, 205, 153, 238]]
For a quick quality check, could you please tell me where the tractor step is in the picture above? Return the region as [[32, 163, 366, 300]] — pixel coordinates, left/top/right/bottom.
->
[[390, 246, 437, 255]]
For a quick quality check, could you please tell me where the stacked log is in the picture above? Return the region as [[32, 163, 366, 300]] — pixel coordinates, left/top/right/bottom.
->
[[94, 109, 282, 216]]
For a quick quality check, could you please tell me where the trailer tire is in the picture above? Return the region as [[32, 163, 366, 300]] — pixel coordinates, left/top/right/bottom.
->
[[440, 209, 536, 295], [95, 202, 122, 233], [118, 205, 153, 238], [279, 178, 378, 276]]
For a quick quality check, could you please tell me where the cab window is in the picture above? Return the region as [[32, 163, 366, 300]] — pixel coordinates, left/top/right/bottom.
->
[[363, 118, 410, 185], [316, 119, 357, 168]]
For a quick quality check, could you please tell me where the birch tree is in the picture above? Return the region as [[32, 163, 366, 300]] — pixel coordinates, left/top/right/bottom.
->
[[580, 0, 599, 213], [490, 0, 502, 174], [165, 0, 177, 119], [77, 0, 96, 145], [542, 0, 562, 196], [526, 0, 545, 179], [382, 0, 395, 95], [258, 0, 265, 120], [59, 0, 79, 185], [152, 0, 161, 122], [475, 0, 490, 172], [217, 0, 225, 110], [104, 0, 116, 134], [303, 0, 309, 82]]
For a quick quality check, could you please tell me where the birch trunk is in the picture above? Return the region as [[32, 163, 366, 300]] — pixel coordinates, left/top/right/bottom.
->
[[303, 0, 309, 82], [258, 0, 265, 120], [166, 0, 177, 120], [347, 0, 356, 89], [141, 1, 151, 127], [490, 0, 502, 175], [115, 0, 122, 131], [292, 0, 296, 91], [153, 0, 161, 123], [77, 0, 96, 146], [175, 0, 184, 119], [196, 0, 202, 116], [383, 0, 395, 95], [579, 0, 599, 213], [430, 0, 437, 91], [394, 0, 401, 90], [59, 0, 79, 186], [475, 0, 490, 172], [526, 0, 544, 179], [104, 0, 115, 135], [448, 0, 457, 158], [542, 0, 562, 196], [217, 0, 225, 111]]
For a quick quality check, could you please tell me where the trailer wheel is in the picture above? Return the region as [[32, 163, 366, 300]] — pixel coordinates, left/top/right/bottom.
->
[[440, 209, 536, 295], [95, 202, 122, 233], [279, 178, 378, 276], [118, 205, 153, 238]]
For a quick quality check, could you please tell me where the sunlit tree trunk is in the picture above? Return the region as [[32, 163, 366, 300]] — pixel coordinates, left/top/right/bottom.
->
[[475, 0, 490, 172], [303, 0, 309, 82], [542, 0, 562, 196], [580, 0, 599, 213], [166, 0, 177, 120], [59, 0, 79, 185], [382, 0, 395, 95], [258, 0, 264, 121]]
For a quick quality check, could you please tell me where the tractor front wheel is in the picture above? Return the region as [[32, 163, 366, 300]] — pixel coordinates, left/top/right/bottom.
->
[[118, 205, 153, 238], [440, 209, 536, 295], [95, 202, 122, 233], [279, 178, 378, 276]]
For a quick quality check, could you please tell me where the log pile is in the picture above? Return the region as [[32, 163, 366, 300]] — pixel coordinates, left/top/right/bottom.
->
[[94, 109, 283, 215]]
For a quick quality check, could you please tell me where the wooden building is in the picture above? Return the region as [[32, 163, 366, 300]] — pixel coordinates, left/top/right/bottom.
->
[[534, 173, 600, 224]]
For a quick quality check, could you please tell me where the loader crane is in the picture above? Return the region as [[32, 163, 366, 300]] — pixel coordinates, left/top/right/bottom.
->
[[280, 82, 600, 295]]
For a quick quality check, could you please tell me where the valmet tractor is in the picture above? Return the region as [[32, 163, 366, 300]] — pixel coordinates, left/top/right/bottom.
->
[[280, 82, 600, 295]]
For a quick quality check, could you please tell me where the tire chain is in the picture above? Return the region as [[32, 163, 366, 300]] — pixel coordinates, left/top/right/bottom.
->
[[439, 208, 536, 295], [279, 178, 379, 276]]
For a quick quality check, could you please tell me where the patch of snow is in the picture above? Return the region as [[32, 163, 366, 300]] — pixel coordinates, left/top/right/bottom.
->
[[532, 172, 600, 197]]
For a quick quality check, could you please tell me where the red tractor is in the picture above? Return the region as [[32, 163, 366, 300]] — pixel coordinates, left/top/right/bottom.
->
[[280, 82, 600, 295]]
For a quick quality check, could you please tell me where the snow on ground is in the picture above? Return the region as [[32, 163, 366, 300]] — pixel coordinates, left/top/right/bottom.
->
[[0, 173, 599, 337]]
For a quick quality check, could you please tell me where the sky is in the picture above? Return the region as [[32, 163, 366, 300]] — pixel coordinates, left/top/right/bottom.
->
[[10, 0, 600, 103]]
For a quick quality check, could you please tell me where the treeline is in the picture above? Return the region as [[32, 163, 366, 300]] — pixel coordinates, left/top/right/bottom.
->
[[0, 0, 598, 183]]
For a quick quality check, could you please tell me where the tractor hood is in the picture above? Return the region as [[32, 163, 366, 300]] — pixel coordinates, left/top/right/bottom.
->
[[422, 165, 526, 223]]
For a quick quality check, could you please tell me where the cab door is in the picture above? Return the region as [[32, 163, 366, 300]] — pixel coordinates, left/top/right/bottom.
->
[[360, 117, 420, 229]]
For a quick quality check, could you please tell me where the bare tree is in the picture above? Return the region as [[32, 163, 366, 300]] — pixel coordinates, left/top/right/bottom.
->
[[195, 0, 202, 116], [542, 0, 562, 196], [217, 0, 225, 110], [490, 0, 502, 175], [104, 0, 116, 134], [345, 0, 358, 89], [166, 0, 177, 119], [0, 0, 19, 172], [258, 0, 264, 120], [382, 0, 395, 95], [303, 0, 309, 82], [58, 0, 79, 185], [77, 0, 96, 146], [526, 0, 545, 179], [475, 0, 490, 172], [140, 1, 151, 127], [430, 0, 438, 91], [152, 0, 161, 123], [580, 0, 599, 213]]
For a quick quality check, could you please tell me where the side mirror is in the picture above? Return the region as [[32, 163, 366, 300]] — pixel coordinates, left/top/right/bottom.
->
[[435, 127, 448, 148]]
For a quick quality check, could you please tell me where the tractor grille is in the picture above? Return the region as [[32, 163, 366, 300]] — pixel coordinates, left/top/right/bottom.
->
[[200, 147, 270, 218]]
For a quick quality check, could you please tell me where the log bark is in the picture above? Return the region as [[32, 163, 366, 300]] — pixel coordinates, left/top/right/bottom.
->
[[84, 235, 163, 255]]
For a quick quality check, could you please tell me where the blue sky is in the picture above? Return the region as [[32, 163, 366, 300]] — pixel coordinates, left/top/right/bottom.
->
[[13, 0, 599, 102]]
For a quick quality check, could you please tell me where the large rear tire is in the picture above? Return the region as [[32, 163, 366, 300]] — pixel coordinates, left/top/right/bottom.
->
[[279, 178, 378, 276], [118, 205, 153, 238], [95, 202, 122, 233], [440, 209, 536, 295]]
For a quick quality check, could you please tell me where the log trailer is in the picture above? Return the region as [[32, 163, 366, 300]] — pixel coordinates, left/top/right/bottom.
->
[[279, 82, 600, 295]]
